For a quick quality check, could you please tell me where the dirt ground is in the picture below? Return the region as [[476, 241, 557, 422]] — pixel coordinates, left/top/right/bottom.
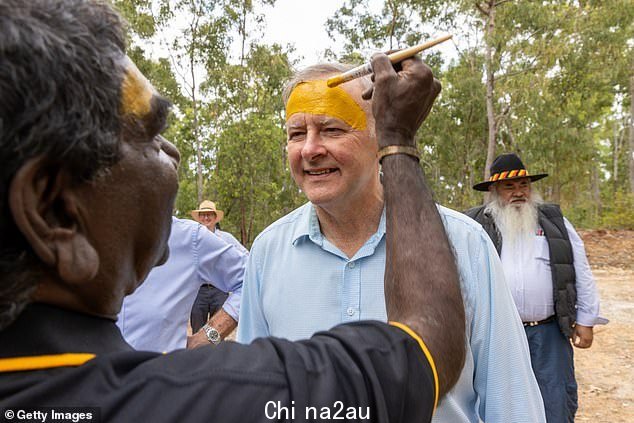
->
[[575, 230, 634, 422]]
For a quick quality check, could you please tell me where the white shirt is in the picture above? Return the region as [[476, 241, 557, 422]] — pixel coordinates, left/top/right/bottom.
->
[[500, 217, 600, 326]]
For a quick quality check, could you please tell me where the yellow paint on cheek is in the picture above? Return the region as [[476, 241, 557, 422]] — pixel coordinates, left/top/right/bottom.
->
[[285, 80, 367, 130], [120, 64, 153, 119]]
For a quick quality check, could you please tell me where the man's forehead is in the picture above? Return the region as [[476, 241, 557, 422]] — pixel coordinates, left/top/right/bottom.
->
[[510, 177, 530, 184], [120, 56, 155, 119], [285, 79, 367, 130]]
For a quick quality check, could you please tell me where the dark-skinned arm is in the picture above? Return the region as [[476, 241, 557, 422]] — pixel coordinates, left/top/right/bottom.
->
[[371, 53, 466, 397]]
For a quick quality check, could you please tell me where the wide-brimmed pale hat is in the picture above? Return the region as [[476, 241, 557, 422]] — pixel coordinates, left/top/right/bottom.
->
[[190, 200, 224, 221], [473, 153, 548, 191]]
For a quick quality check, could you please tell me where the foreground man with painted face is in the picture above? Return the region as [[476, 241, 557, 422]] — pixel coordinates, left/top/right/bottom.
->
[[0, 1, 464, 421], [238, 67, 546, 422]]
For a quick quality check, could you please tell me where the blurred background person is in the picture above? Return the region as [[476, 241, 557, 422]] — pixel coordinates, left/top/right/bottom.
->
[[189, 200, 248, 333]]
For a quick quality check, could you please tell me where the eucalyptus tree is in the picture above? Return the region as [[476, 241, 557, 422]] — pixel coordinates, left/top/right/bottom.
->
[[326, 0, 633, 228]]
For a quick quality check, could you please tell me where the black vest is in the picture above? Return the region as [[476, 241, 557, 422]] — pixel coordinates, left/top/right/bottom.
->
[[465, 204, 577, 337]]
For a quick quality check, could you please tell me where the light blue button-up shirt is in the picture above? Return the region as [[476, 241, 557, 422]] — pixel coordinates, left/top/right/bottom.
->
[[118, 217, 247, 352], [238, 202, 546, 423]]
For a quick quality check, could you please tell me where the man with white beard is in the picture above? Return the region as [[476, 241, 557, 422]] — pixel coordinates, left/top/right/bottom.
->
[[465, 153, 603, 423]]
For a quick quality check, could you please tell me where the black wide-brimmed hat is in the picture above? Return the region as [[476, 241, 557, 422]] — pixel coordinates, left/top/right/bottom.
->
[[473, 153, 548, 191]]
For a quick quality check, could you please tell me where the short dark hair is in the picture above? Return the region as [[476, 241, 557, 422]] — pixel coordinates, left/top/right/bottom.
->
[[0, 0, 127, 329]]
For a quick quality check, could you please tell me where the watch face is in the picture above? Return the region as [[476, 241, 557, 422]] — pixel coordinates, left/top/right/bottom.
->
[[204, 325, 221, 344]]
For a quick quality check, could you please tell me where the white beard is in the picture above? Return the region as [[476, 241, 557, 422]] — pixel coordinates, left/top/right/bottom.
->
[[485, 190, 543, 246]]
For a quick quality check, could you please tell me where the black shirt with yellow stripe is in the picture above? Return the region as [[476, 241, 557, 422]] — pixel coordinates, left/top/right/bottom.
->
[[0, 304, 436, 422]]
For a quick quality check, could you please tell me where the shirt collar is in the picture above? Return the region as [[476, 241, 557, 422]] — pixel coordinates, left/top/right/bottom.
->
[[291, 202, 321, 246], [291, 203, 387, 251]]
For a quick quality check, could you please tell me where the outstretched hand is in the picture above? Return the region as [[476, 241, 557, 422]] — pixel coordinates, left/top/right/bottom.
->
[[366, 53, 441, 148]]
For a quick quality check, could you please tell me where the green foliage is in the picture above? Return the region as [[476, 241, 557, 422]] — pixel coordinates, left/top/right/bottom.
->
[[600, 191, 634, 229], [419, 49, 488, 210], [325, 0, 445, 55], [118, 0, 306, 246], [114, 0, 157, 38], [205, 42, 303, 245], [116, 0, 633, 237], [327, 0, 634, 225]]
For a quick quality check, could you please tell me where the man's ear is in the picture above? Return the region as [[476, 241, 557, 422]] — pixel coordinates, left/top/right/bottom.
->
[[9, 156, 99, 284]]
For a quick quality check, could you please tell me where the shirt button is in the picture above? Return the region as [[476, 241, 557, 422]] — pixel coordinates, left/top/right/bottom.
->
[[347, 307, 355, 316], [348, 262, 356, 269]]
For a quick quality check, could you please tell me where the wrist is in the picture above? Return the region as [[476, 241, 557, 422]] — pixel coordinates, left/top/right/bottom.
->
[[376, 128, 415, 147]]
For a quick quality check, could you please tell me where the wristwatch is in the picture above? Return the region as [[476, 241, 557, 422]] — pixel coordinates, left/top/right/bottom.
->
[[202, 324, 222, 345]]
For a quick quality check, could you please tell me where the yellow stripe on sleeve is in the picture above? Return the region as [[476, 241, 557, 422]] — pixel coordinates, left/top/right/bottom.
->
[[0, 353, 96, 373], [389, 321, 439, 411]]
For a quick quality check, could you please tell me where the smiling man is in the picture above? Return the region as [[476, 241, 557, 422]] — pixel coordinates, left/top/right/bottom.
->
[[238, 65, 546, 422], [465, 152, 603, 423], [0, 1, 466, 421]]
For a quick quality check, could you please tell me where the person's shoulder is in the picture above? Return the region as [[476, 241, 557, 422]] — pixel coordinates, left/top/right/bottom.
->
[[463, 204, 485, 219], [251, 202, 311, 247], [170, 217, 224, 251], [168, 216, 203, 238], [171, 216, 202, 230], [437, 204, 486, 233], [538, 202, 563, 214], [217, 229, 241, 244], [436, 204, 495, 253]]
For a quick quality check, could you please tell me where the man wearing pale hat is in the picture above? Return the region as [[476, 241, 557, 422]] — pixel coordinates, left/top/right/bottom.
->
[[190, 200, 248, 333], [191, 200, 224, 231], [465, 152, 604, 423]]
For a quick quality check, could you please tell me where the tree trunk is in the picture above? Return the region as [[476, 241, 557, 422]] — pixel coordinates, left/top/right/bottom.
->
[[189, 4, 202, 203], [613, 120, 619, 192], [194, 96, 202, 203], [240, 198, 247, 246], [629, 71, 634, 194], [483, 1, 497, 180], [387, 0, 398, 50], [552, 180, 561, 204], [591, 159, 601, 220]]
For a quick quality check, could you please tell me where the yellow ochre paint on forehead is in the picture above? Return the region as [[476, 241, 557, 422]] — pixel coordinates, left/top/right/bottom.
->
[[120, 60, 154, 119], [285, 80, 367, 130]]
